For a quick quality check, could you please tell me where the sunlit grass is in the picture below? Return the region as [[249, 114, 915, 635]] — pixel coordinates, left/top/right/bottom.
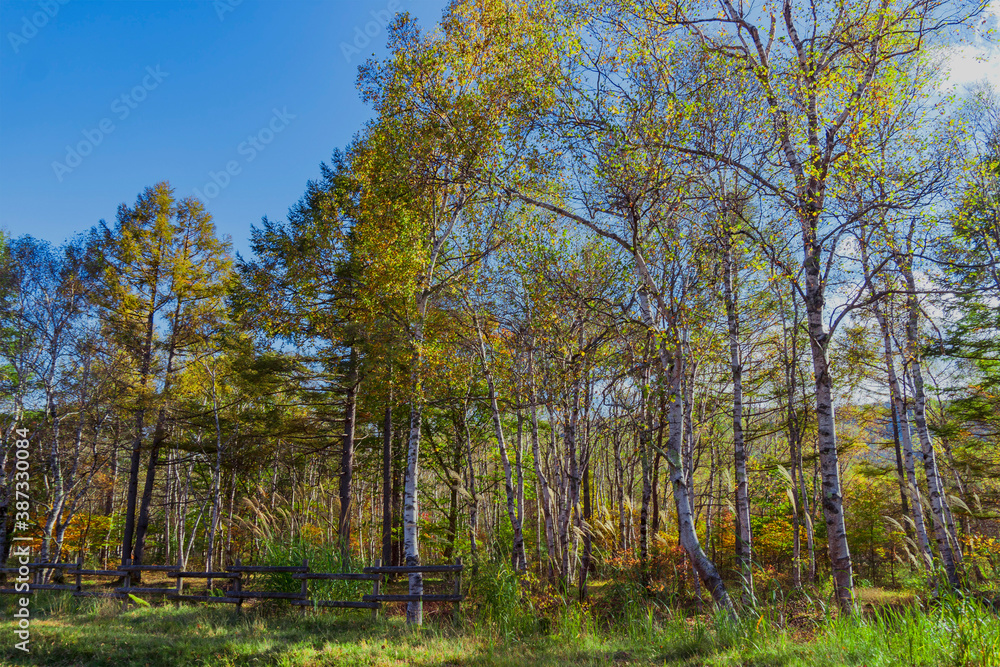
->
[[854, 586, 917, 608]]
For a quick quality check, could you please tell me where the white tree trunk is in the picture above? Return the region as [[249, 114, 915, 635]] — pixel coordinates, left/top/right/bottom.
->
[[722, 237, 753, 604], [665, 346, 734, 613], [899, 259, 959, 587], [871, 302, 934, 569], [803, 240, 854, 612], [471, 311, 527, 572], [403, 332, 425, 624], [528, 345, 557, 577], [631, 253, 732, 612]]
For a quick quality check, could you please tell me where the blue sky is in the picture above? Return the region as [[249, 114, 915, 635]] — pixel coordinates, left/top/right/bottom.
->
[[0, 0, 445, 256], [2, 1, 996, 260]]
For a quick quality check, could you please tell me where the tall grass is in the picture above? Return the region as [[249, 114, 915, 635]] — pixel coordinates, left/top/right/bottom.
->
[[468, 560, 541, 640], [250, 535, 372, 607], [4, 556, 999, 666], [812, 594, 1000, 667], [463, 558, 1000, 666]]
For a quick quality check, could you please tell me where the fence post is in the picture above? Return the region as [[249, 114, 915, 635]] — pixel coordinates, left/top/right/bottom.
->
[[453, 557, 462, 626], [74, 555, 83, 598], [234, 558, 243, 612], [299, 558, 309, 614], [371, 559, 380, 622]]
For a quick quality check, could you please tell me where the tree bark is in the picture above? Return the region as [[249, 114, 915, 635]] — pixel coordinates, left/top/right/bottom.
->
[[471, 311, 527, 572], [722, 233, 753, 604], [664, 345, 734, 614], [204, 364, 226, 589], [121, 300, 157, 569], [133, 297, 184, 569], [528, 344, 556, 579], [403, 350, 424, 624], [785, 296, 817, 584], [392, 431, 403, 567], [614, 428, 626, 553], [803, 232, 854, 612], [651, 447, 662, 536], [339, 346, 359, 563], [898, 258, 959, 587], [872, 301, 934, 569], [558, 367, 582, 590], [639, 344, 653, 579], [132, 405, 169, 568], [381, 404, 393, 568], [444, 428, 461, 561], [633, 251, 733, 614], [579, 434, 593, 601], [459, 402, 480, 570]]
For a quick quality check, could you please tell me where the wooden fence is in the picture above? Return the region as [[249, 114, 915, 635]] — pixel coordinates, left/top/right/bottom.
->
[[0, 557, 463, 620]]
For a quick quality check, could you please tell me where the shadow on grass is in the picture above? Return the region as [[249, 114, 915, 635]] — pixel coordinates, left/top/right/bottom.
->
[[0, 603, 637, 667], [2, 590, 998, 667]]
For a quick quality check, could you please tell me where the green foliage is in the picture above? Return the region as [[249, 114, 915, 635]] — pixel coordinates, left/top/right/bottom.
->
[[253, 535, 371, 607], [844, 478, 905, 586], [468, 559, 540, 639]]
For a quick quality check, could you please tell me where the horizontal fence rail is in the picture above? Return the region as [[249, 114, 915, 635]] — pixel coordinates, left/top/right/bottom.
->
[[1, 557, 463, 620]]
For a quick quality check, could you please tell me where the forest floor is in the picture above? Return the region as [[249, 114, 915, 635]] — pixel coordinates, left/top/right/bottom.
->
[[1, 584, 998, 667]]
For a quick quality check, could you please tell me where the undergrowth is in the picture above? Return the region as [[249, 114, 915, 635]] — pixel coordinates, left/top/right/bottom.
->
[[1, 565, 998, 666]]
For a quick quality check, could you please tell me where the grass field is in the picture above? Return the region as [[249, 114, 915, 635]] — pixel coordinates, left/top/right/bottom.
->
[[1, 586, 998, 667]]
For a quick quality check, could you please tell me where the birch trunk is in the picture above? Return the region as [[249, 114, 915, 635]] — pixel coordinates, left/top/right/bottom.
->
[[460, 404, 480, 568], [633, 253, 733, 613], [899, 259, 959, 587], [444, 432, 461, 561], [0, 394, 27, 571], [579, 435, 593, 600], [639, 348, 653, 577], [205, 367, 225, 588], [528, 344, 557, 578], [665, 346, 734, 614], [722, 238, 753, 604], [163, 455, 172, 564], [177, 462, 191, 568], [558, 371, 582, 590], [403, 324, 425, 625], [777, 287, 817, 584], [872, 302, 933, 568], [784, 333, 804, 588], [651, 446, 662, 536], [515, 410, 525, 560], [40, 411, 64, 566], [225, 470, 236, 564], [614, 429, 625, 553], [0, 446, 10, 572], [472, 312, 526, 572], [803, 235, 854, 612]]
